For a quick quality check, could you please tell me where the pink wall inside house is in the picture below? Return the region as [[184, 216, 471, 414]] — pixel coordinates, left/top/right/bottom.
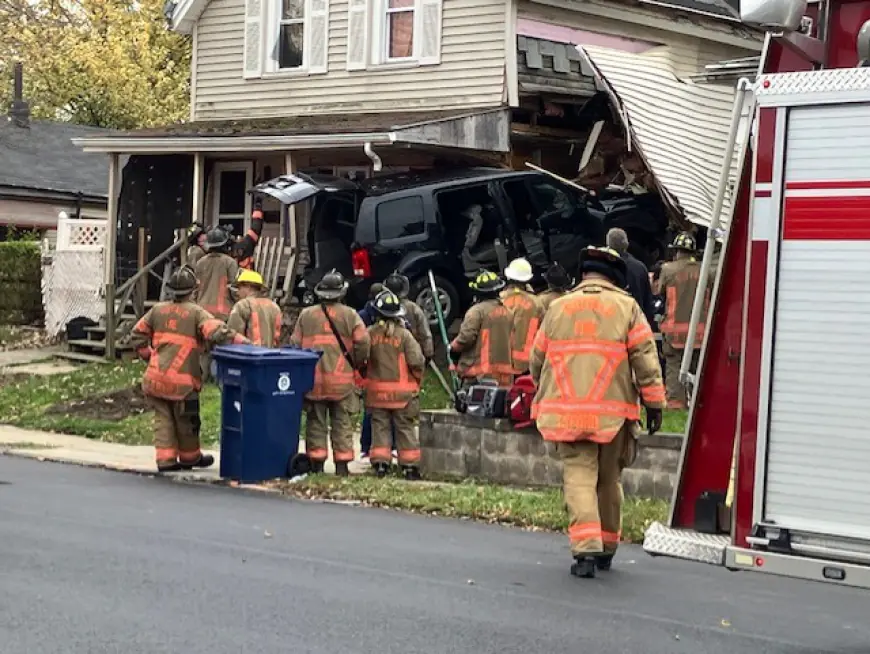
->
[[517, 18, 660, 53]]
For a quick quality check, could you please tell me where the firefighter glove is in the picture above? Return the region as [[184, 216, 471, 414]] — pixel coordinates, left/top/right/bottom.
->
[[449, 347, 462, 365], [646, 407, 663, 435]]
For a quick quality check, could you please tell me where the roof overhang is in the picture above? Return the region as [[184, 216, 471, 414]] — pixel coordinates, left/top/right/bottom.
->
[[166, 0, 206, 35], [72, 108, 511, 155], [577, 44, 750, 229]]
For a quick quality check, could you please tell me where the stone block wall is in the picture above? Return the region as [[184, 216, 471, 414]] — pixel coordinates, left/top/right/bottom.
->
[[419, 410, 682, 499]]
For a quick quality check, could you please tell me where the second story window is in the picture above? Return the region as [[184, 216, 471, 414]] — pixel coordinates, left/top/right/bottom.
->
[[385, 0, 414, 60], [278, 0, 305, 69], [242, 0, 329, 78]]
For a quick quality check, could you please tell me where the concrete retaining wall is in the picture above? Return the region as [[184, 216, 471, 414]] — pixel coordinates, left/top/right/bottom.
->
[[419, 410, 681, 499]]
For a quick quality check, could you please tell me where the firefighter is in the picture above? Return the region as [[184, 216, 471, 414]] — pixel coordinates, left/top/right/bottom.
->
[[186, 222, 207, 267], [227, 269, 282, 347], [384, 271, 435, 361], [530, 246, 665, 578], [449, 270, 514, 387], [195, 227, 239, 381], [131, 266, 249, 473], [233, 201, 265, 270], [290, 269, 370, 475], [659, 232, 709, 409], [501, 257, 544, 376], [537, 262, 573, 313], [364, 290, 426, 480]]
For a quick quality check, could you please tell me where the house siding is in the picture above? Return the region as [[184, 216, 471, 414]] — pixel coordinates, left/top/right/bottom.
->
[[517, 1, 759, 78], [194, 0, 508, 120]]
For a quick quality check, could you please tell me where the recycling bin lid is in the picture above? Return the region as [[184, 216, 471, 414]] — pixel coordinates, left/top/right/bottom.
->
[[213, 344, 321, 364]]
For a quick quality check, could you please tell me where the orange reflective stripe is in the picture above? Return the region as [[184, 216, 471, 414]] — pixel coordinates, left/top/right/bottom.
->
[[155, 447, 177, 462], [200, 318, 223, 340], [398, 449, 421, 464], [370, 446, 392, 461], [273, 309, 282, 345], [178, 449, 202, 463], [641, 384, 666, 404], [307, 446, 328, 461], [568, 522, 601, 542], [512, 316, 540, 364], [602, 530, 621, 544], [536, 399, 640, 417], [133, 317, 152, 336], [659, 286, 678, 334], [249, 309, 262, 345], [333, 449, 355, 462], [548, 340, 627, 356], [247, 228, 259, 242], [627, 322, 654, 349]]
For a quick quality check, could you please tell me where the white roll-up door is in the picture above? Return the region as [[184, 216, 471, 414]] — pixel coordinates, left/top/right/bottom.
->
[[764, 103, 870, 541]]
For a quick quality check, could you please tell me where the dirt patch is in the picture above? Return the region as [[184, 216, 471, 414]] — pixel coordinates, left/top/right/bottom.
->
[[0, 373, 28, 390], [46, 386, 151, 422]]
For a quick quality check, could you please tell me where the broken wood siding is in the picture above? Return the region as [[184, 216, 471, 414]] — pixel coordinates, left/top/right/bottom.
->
[[194, 0, 507, 120], [518, 1, 760, 79]]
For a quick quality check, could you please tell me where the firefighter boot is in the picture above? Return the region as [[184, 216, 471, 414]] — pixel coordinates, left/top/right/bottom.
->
[[402, 465, 421, 481], [570, 556, 597, 579], [373, 462, 390, 478], [157, 462, 184, 473], [335, 462, 350, 477], [180, 454, 215, 470], [596, 554, 614, 572], [311, 460, 325, 474]]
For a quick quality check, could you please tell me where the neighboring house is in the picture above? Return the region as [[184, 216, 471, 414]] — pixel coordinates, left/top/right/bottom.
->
[[75, 0, 761, 290], [1, 65, 111, 243]]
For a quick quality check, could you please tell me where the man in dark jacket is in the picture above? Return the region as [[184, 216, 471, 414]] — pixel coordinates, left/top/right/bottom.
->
[[605, 228, 656, 328]]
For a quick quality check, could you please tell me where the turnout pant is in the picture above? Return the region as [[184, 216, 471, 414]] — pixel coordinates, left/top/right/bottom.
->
[[558, 422, 637, 556], [305, 396, 357, 463], [662, 341, 699, 409], [370, 398, 420, 466], [148, 394, 202, 468]]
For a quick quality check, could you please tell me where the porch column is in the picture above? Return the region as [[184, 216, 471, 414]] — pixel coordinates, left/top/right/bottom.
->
[[104, 152, 121, 360], [192, 152, 205, 226], [284, 153, 309, 268]]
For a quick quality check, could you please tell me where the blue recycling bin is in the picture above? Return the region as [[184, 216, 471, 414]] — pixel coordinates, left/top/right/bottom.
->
[[213, 344, 321, 483]]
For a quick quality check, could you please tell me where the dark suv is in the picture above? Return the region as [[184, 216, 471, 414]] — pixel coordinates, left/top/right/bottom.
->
[[254, 168, 668, 326]]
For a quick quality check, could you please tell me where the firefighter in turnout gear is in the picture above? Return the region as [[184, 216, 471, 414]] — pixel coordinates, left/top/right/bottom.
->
[[538, 262, 573, 313], [449, 270, 514, 387], [195, 227, 239, 382], [501, 257, 544, 376], [233, 201, 265, 270], [384, 271, 435, 361], [131, 266, 249, 472], [186, 222, 207, 267], [227, 269, 282, 347], [365, 290, 426, 480], [290, 269, 370, 475], [530, 247, 665, 578], [659, 232, 710, 409]]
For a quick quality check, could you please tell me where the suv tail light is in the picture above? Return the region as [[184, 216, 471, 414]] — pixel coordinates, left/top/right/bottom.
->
[[351, 246, 372, 278]]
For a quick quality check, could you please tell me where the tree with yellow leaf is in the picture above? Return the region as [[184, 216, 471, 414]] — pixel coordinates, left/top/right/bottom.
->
[[0, 0, 190, 129]]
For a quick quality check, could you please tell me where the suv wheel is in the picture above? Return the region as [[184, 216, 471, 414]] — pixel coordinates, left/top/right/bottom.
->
[[410, 275, 460, 329]]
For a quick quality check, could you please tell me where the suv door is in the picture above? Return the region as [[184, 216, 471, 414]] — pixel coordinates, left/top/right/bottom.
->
[[359, 193, 432, 282]]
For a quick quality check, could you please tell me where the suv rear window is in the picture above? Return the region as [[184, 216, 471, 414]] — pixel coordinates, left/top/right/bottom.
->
[[376, 196, 425, 240]]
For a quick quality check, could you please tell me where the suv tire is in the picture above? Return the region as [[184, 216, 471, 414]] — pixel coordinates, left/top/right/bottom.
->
[[410, 274, 460, 330]]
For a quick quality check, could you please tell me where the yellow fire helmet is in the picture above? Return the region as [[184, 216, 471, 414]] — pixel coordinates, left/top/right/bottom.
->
[[236, 269, 265, 287], [470, 269, 506, 294]]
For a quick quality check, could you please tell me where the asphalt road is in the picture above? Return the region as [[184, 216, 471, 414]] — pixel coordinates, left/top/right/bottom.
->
[[1, 457, 868, 654]]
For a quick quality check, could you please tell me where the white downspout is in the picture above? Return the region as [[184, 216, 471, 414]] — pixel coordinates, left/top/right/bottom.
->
[[364, 142, 382, 172]]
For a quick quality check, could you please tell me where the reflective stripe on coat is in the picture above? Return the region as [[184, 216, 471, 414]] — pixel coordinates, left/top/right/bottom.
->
[[529, 279, 666, 444], [450, 299, 514, 384], [364, 321, 425, 409], [227, 296, 282, 347]]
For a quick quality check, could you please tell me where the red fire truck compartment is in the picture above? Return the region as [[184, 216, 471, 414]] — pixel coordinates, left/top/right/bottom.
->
[[644, 65, 870, 590]]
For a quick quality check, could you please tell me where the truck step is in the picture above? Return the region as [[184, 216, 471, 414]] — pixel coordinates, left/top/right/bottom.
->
[[643, 521, 731, 566]]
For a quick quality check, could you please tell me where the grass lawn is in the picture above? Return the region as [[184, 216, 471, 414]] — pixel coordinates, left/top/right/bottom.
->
[[0, 359, 454, 447], [273, 474, 668, 543]]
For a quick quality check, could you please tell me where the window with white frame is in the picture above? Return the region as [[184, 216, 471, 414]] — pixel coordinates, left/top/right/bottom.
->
[[385, 0, 414, 60], [243, 0, 329, 78], [345, 0, 442, 70], [277, 0, 305, 69]]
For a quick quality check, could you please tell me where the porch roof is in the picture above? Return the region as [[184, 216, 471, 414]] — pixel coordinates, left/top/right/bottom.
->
[[72, 108, 510, 154]]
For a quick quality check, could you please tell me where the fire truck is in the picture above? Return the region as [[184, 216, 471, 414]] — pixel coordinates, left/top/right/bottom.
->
[[643, 0, 870, 589]]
